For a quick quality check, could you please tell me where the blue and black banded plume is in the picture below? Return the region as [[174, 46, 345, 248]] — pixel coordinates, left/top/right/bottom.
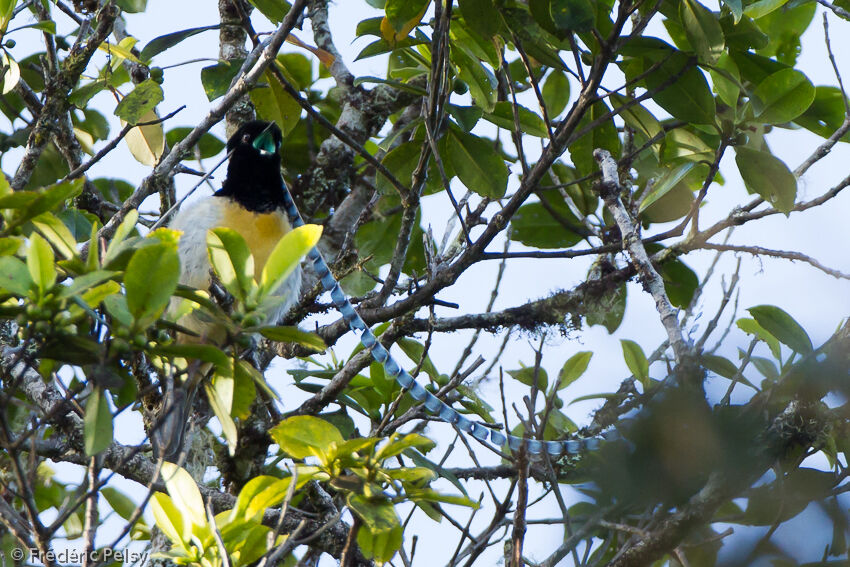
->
[[273, 128, 612, 458]]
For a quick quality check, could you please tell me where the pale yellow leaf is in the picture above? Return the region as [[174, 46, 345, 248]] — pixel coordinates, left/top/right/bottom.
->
[[1, 52, 20, 95], [122, 109, 164, 166]]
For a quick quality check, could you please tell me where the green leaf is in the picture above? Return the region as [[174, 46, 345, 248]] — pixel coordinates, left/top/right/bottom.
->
[[70, 79, 108, 107], [541, 69, 570, 117], [98, 38, 143, 65], [200, 59, 243, 101], [357, 16, 384, 37], [259, 224, 322, 297], [751, 356, 779, 379], [556, 351, 592, 390], [247, 0, 291, 23], [232, 360, 257, 419], [233, 475, 280, 520], [57, 270, 118, 299], [27, 233, 56, 295], [751, 68, 815, 124], [32, 213, 77, 260], [154, 343, 231, 370], [754, 1, 814, 66], [709, 52, 741, 108], [748, 305, 813, 353], [451, 43, 497, 112], [737, 317, 782, 359], [458, 0, 500, 38], [550, 0, 594, 32], [384, 0, 430, 35], [735, 146, 797, 213], [0, 237, 19, 256], [482, 101, 548, 137], [150, 493, 185, 545], [81, 281, 121, 310], [447, 104, 483, 132], [250, 68, 301, 136], [620, 339, 649, 383], [680, 0, 724, 64], [795, 86, 849, 140], [355, 37, 428, 61], [724, 0, 743, 23], [140, 25, 219, 61], [101, 487, 137, 521], [443, 128, 508, 199], [375, 141, 419, 195], [257, 326, 326, 352], [103, 209, 138, 265], [0, 178, 85, 230], [204, 379, 238, 456], [207, 228, 255, 303], [161, 462, 206, 529], [398, 338, 441, 382], [375, 433, 436, 461], [508, 367, 548, 392], [124, 242, 180, 322], [701, 354, 738, 379], [511, 198, 583, 249], [115, 0, 147, 13], [639, 162, 697, 213], [104, 294, 134, 328], [569, 100, 620, 175], [244, 477, 298, 521], [660, 256, 699, 308], [270, 415, 344, 460], [585, 280, 626, 333], [610, 93, 663, 144], [84, 386, 113, 456], [114, 80, 163, 124], [350, 495, 402, 562], [278, 53, 314, 90], [743, 0, 789, 19], [741, 468, 833, 525], [643, 51, 716, 125], [0, 0, 15, 33], [165, 127, 225, 161]]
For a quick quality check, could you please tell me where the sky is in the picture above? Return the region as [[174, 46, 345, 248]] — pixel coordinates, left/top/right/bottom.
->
[[3, 0, 850, 565]]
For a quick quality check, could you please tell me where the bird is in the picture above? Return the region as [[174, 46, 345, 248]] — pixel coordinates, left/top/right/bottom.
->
[[169, 120, 302, 341], [152, 120, 302, 462]]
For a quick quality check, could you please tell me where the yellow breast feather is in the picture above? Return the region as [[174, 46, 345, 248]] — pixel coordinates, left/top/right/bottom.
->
[[220, 200, 292, 275]]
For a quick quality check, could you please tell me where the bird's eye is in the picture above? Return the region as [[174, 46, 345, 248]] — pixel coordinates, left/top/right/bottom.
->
[[242, 134, 251, 144]]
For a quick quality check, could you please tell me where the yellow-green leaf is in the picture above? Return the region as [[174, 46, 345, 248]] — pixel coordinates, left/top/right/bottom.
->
[[150, 493, 186, 546], [259, 224, 322, 297], [161, 462, 206, 530], [270, 415, 344, 460], [27, 233, 56, 295], [256, 326, 326, 352], [207, 228, 255, 302], [204, 380, 238, 456], [0, 256, 33, 295]]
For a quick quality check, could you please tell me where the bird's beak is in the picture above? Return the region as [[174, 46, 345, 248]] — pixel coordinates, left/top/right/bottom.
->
[[252, 128, 278, 156]]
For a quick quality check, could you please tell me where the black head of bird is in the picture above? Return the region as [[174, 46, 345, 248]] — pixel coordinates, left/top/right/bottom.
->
[[216, 120, 284, 213]]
